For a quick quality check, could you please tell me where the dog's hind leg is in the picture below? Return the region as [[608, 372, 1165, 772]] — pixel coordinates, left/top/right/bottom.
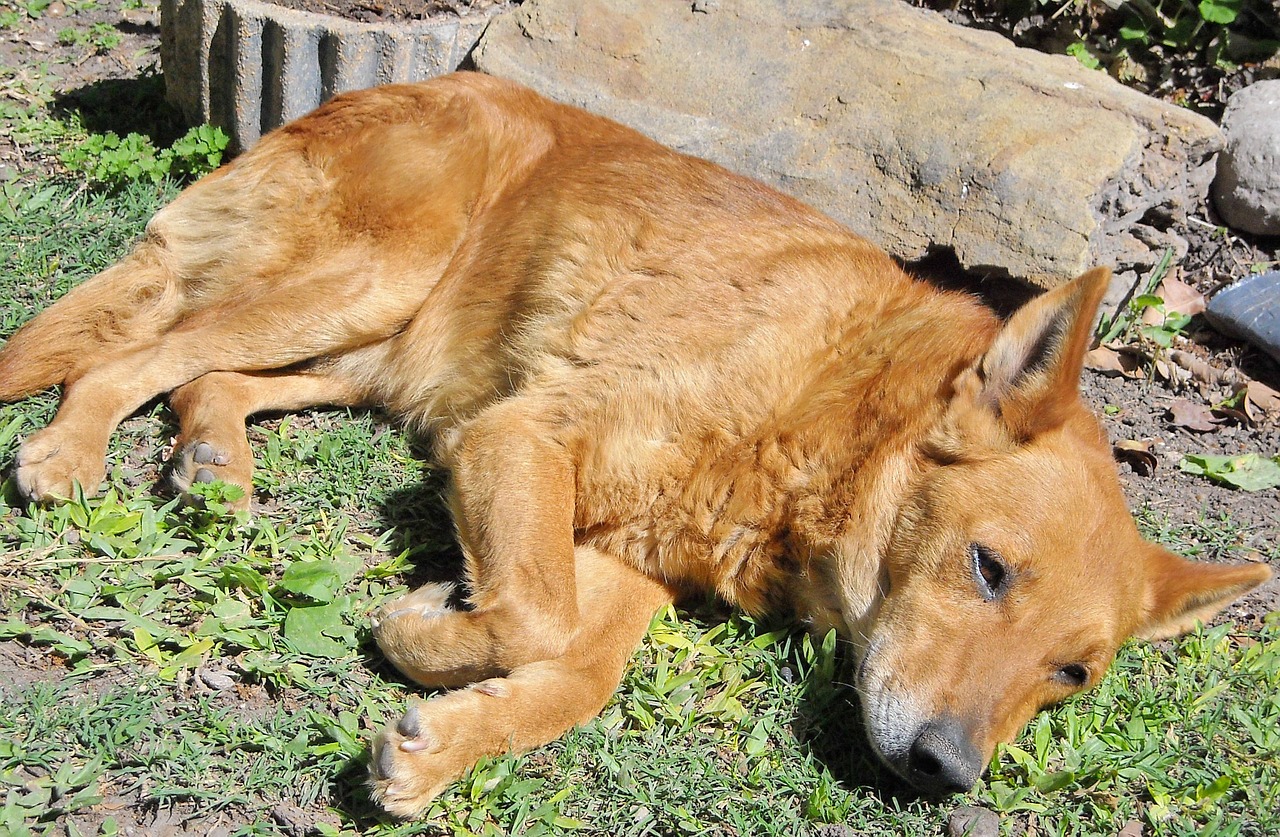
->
[[370, 545, 673, 817], [12, 265, 421, 503], [167, 363, 374, 509], [0, 242, 177, 401]]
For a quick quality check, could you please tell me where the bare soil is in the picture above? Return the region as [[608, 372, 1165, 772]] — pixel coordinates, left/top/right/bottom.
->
[[265, 0, 514, 24]]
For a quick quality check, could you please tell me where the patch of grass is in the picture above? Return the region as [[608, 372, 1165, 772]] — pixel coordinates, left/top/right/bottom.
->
[[2, 178, 1278, 835]]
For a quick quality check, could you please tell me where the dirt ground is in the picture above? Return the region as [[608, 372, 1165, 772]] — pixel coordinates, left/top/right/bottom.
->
[[1, 0, 1278, 831], [266, 0, 513, 24]]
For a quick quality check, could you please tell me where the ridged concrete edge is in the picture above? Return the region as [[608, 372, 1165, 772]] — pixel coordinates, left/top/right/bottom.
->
[[161, 0, 499, 151]]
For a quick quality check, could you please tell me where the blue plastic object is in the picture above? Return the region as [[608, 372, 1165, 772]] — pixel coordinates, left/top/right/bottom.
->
[[1204, 270, 1280, 366]]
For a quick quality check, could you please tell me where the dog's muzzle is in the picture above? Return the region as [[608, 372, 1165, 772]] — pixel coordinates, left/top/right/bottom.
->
[[897, 716, 981, 796]]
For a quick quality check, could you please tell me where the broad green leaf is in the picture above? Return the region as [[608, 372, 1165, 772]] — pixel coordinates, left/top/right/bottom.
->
[[1180, 453, 1280, 491], [283, 602, 351, 658], [1199, 0, 1240, 24], [280, 560, 343, 602]]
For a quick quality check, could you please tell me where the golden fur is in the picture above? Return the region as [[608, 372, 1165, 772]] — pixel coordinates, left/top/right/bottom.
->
[[0, 73, 1268, 816]]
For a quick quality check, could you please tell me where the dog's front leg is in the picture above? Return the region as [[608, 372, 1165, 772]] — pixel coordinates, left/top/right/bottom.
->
[[372, 399, 582, 686], [369, 545, 673, 818]]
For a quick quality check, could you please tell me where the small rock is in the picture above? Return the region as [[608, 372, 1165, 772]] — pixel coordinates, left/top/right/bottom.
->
[[121, 6, 157, 27], [1204, 270, 1280, 366], [1213, 81, 1280, 235], [1116, 820, 1144, 837], [948, 806, 999, 837], [813, 826, 862, 837], [197, 667, 236, 691], [45, 0, 67, 15]]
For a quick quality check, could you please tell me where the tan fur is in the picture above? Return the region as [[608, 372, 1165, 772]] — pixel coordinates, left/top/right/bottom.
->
[[0, 73, 1268, 816]]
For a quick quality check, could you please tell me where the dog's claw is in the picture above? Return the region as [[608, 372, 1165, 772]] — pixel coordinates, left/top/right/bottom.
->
[[397, 704, 422, 738], [375, 740, 397, 780]]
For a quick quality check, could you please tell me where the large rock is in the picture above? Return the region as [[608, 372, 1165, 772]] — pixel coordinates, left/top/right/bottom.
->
[[473, 0, 1221, 291], [1213, 81, 1280, 236]]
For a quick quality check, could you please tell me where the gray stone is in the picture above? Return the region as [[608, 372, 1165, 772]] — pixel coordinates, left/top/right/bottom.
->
[[1204, 270, 1280, 366], [473, 0, 1221, 290], [160, 0, 500, 151], [947, 806, 999, 837], [1213, 81, 1280, 236]]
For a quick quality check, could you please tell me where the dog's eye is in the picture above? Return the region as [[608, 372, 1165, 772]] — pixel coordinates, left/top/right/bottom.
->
[[1054, 664, 1089, 688], [970, 543, 1007, 601]]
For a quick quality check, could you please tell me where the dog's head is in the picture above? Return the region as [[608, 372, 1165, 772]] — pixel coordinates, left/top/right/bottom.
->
[[851, 267, 1271, 795]]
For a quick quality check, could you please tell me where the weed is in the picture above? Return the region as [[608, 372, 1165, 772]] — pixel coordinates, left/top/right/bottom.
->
[[57, 21, 123, 54], [60, 123, 229, 186], [1095, 248, 1196, 374]]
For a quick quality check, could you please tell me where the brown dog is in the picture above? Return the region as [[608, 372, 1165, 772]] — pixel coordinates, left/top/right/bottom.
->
[[0, 73, 1268, 817]]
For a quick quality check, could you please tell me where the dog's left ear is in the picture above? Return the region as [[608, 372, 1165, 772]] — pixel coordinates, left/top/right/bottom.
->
[[1135, 543, 1271, 640], [960, 267, 1110, 440]]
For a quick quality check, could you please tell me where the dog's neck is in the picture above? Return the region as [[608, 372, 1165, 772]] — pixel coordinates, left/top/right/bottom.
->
[[729, 284, 1000, 639]]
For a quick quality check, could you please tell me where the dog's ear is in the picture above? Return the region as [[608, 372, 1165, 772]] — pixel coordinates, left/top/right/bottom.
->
[[957, 267, 1110, 440], [1134, 544, 1271, 640]]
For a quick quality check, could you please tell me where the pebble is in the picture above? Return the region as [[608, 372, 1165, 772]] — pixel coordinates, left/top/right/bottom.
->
[[197, 667, 236, 691], [45, 0, 66, 15], [1213, 80, 1280, 235], [812, 826, 862, 837], [947, 806, 999, 837], [120, 6, 157, 27]]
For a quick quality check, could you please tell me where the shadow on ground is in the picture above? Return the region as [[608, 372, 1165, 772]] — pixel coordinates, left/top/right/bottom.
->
[[53, 72, 191, 146]]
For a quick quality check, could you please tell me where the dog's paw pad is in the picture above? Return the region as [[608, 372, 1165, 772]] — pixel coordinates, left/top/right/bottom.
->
[[169, 438, 251, 509]]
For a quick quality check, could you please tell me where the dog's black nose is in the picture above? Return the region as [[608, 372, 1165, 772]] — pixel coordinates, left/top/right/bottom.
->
[[905, 719, 981, 795]]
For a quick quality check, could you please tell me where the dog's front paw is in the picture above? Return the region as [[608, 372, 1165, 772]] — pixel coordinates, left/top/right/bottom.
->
[[169, 437, 252, 510], [369, 700, 459, 818], [371, 582, 457, 630], [14, 426, 106, 502]]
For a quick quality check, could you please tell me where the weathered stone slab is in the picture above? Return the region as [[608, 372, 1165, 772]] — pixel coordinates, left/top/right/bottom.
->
[[473, 0, 1222, 291]]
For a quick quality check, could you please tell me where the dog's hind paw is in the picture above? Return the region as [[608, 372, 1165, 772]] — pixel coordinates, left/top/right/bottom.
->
[[14, 426, 106, 502], [169, 437, 252, 510]]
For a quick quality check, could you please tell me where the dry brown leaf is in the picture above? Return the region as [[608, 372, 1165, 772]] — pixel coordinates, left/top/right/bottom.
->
[[1157, 276, 1206, 317], [1117, 821, 1144, 837], [1214, 404, 1252, 425], [1085, 346, 1142, 378], [1167, 399, 1220, 432], [1246, 380, 1280, 414], [1113, 439, 1158, 475]]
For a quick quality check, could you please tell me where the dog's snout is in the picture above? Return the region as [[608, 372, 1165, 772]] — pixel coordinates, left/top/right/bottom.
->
[[905, 719, 980, 795]]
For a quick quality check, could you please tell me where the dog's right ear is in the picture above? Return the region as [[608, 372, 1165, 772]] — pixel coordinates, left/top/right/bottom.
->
[[951, 267, 1110, 442]]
